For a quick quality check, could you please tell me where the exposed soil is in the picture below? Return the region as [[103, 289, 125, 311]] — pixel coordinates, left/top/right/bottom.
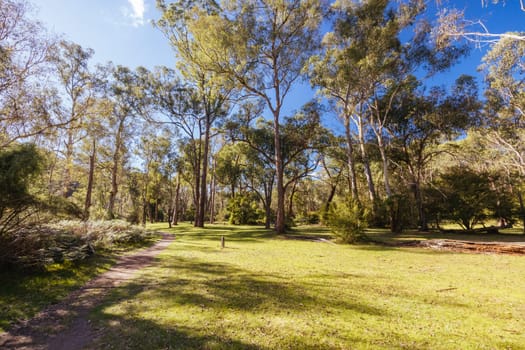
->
[[398, 239, 525, 255], [285, 233, 525, 255], [0, 232, 175, 350]]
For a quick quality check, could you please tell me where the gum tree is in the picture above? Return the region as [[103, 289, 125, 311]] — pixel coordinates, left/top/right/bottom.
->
[[156, 1, 233, 227], [157, 0, 322, 233]]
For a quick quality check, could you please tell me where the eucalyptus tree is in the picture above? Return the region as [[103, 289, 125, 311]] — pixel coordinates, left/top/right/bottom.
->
[[308, 0, 419, 206], [0, 0, 58, 147], [136, 127, 174, 224], [149, 66, 228, 226], [226, 104, 276, 229], [435, 3, 525, 47], [156, 0, 322, 233], [480, 34, 525, 231], [215, 143, 244, 199], [309, 0, 468, 222], [48, 40, 96, 198], [81, 98, 112, 220], [318, 136, 347, 220], [104, 65, 151, 219], [226, 101, 326, 228], [387, 75, 480, 230], [156, 1, 234, 227]]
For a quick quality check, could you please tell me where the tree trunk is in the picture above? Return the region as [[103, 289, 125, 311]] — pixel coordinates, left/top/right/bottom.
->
[[274, 112, 286, 233], [107, 118, 125, 220], [264, 188, 273, 230], [326, 184, 337, 208], [344, 117, 360, 202], [287, 181, 298, 219], [357, 117, 377, 205], [142, 195, 148, 226], [197, 117, 210, 228], [209, 158, 216, 224], [193, 143, 201, 227], [413, 181, 427, 231], [517, 189, 525, 234], [172, 175, 181, 226], [62, 130, 75, 198], [83, 138, 96, 221], [378, 137, 392, 198]]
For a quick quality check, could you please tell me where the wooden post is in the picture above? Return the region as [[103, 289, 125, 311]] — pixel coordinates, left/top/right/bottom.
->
[[221, 235, 225, 249]]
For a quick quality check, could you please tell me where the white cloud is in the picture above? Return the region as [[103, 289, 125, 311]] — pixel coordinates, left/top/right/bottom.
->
[[124, 0, 145, 27]]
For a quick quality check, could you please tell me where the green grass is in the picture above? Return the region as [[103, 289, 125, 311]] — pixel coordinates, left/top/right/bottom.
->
[[89, 223, 525, 349], [0, 256, 115, 332]]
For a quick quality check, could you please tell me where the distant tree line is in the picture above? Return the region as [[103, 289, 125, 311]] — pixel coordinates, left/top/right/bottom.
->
[[1, 0, 524, 241]]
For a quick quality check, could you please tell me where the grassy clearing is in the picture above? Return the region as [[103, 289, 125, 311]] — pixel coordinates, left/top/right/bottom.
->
[[90, 223, 525, 349]]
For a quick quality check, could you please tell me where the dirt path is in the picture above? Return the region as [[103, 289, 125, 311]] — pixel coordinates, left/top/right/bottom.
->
[[0, 232, 175, 350]]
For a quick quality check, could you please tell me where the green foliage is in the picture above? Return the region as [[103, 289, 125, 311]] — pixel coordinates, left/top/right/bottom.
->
[[437, 167, 497, 230], [0, 143, 43, 208], [0, 220, 158, 270], [326, 199, 368, 243], [227, 194, 263, 225], [0, 143, 44, 235], [295, 211, 320, 225], [384, 194, 412, 233]]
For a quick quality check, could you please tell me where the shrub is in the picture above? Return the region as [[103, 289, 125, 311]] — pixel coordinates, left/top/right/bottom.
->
[[0, 220, 159, 270], [0, 144, 44, 236], [227, 194, 264, 225], [296, 211, 320, 225], [326, 199, 368, 243]]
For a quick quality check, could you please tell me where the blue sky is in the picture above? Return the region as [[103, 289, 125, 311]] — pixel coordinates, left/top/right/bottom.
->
[[32, 0, 175, 69], [30, 0, 525, 120]]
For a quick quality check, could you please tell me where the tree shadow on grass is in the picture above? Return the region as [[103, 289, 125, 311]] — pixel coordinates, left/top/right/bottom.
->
[[91, 317, 266, 350], [90, 256, 385, 349], [141, 256, 385, 316], [165, 224, 275, 244]]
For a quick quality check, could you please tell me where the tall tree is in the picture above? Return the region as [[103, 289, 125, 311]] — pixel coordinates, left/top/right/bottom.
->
[[480, 34, 525, 231], [158, 0, 322, 232], [105, 65, 149, 219], [0, 0, 58, 147], [156, 2, 233, 227], [49, 40, 96, 198], [388, 75, 480, 230]]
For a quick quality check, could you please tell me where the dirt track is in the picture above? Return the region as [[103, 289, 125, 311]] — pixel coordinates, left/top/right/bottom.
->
[[0, 232, 174, 350]]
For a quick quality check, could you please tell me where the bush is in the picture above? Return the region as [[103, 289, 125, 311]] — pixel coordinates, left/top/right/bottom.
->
[[326, 199, 368, 243], [0, 220, 159, 270], [0, 143, 44, 236], [296, 211, 320, 225], [227, 194, 264, 225]]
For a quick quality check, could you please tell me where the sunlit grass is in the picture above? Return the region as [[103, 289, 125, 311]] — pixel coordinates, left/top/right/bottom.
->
[[90, 222, 525, 349]]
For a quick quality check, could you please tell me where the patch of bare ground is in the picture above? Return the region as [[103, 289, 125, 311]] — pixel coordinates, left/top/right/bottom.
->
[[0, 232, 174, 350], [394, 239, 525, 255]]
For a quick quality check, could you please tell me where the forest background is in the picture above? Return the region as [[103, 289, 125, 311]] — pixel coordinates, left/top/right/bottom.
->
[[2, 0, 525, 262]]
